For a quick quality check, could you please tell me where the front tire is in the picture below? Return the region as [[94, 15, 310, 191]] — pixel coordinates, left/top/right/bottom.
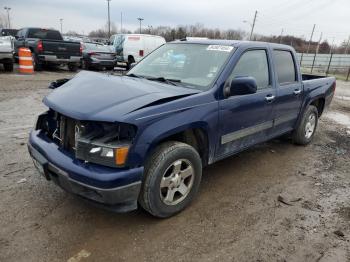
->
[[292, 105, 318, 145], [126, 56, 135, 70], [139, 141, 202, 218]]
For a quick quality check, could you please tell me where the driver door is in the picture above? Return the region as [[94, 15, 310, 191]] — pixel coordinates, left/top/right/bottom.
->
[[217, 49, 276, 158]]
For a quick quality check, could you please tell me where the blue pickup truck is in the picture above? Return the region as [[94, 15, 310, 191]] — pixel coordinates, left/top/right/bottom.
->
[[28, 40, 336, 217]]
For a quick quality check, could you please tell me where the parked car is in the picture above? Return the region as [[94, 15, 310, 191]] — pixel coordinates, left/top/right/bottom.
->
[[0, 36, 14, 71], [0, 28, 18, 37], [81, 42, 116, 70], [14, 28, 82, 71], [28, 40, 336, 218], [109, 33, 165, 69], [63, 35, 91, 43]]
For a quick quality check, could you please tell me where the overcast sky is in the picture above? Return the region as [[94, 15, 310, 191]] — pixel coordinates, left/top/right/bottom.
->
[[1, 0, 349, 44]]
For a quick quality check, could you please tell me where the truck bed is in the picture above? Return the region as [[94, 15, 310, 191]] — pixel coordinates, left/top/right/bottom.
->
[[302, 74, 335, 88]]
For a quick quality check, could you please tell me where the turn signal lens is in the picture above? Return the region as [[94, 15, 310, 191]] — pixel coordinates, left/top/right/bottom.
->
[[115, 147, 129, 165]]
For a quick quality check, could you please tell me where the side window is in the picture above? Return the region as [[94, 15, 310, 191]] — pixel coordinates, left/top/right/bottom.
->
[[229, 49, 270, 90], [273, 50, 297, 84]]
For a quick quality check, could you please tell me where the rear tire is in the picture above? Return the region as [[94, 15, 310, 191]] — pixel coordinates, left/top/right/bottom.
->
[[68, 63, 78, 72], [32, 53, 42, 71], [3, 62, 13, 72], [292, 105, 318, 145], [81, 60, 90, 70], [139, 141, 202, 218]]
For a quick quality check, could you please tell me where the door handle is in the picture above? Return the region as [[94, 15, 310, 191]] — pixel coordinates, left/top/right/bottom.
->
[[294, 89, 302, 95], [265, 95, 275, 102]]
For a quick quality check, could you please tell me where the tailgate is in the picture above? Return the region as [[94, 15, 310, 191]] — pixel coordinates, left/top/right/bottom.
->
[[41, 40, 81, 57]]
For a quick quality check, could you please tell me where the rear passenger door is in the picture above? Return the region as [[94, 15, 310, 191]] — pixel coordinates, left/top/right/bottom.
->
[[271, 50, 303, 136], [217, 49, 276, 158]]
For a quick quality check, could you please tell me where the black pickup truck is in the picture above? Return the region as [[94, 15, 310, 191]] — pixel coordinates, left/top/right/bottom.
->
[[14, 28, 82, 71]]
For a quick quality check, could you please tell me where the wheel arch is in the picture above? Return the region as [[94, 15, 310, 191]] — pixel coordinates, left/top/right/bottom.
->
[[143, 123, 211, 167], [310, 97, 325, 117]]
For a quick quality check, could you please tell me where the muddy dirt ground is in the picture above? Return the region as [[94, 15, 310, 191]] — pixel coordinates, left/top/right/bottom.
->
[[0, 69, 349, 262]]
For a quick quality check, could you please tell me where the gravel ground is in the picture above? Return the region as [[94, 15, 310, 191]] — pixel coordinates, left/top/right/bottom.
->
[[0, 69, 349, 262]]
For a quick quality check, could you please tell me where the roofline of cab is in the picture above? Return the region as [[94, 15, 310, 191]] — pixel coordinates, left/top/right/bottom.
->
[[169, 39, 295, 51]]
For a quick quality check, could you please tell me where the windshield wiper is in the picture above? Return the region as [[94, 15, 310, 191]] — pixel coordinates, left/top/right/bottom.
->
[[145, 76, 182, 86], [127, 73, 143, 78]]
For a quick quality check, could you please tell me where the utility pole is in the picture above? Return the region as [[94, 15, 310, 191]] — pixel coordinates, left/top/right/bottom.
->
[[120, 12, 123, 33], [249, 10, 257, 41], [315, 32, 322, 54], [306, 24, 316, 54], [59, 18, 63, 34], [4, 7, 11, 29], [107, 0, 111, 38], [329, 37, 335, 54], [137, 17, 144, 34], [311, 32, 322, 74], [344, 35, 350, 55], [279, 28, 284, 44]]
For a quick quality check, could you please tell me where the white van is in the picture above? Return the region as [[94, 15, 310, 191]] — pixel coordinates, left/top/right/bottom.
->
[[109, 34, 165, 68]]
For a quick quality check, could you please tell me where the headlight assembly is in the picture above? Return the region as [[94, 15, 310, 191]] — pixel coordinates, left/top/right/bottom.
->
[[35, 110, 136, 168], [75, 121, 136, 167]]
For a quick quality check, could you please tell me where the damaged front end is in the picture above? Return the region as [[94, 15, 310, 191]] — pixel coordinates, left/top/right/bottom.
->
[[36, 109, 137, 168]]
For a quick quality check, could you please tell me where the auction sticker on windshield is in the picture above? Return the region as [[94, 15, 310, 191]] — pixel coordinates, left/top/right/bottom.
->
[[207, 45, 234, 52]]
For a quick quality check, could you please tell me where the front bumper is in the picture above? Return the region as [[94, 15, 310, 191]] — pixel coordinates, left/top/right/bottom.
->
[[28, 130, 143, 212]]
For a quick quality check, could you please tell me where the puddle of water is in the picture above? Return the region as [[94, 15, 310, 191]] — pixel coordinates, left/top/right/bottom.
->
[[324, 111, 350, 128]]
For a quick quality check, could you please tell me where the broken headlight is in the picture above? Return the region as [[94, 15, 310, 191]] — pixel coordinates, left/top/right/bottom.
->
[[75, 121, 136, 168]]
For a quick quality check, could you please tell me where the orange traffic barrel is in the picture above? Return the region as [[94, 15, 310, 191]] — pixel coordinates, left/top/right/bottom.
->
[[18, 47, 34, 74]]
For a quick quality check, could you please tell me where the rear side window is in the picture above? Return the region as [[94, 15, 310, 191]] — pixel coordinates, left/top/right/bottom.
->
[[273, 50, 297, 84], [229, 49, 270, 90], [27, 29, 63, 40]]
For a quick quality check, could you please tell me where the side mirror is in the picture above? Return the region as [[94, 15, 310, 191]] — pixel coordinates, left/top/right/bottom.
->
[[225, 76, 258, 97]]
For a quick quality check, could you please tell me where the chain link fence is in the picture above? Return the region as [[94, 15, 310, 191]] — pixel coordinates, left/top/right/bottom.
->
[[297, 53, 350, 80]]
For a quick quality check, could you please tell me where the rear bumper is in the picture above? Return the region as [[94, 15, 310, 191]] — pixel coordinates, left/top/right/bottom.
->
[[89, 58, 117, 67], [28, 130, 143, 212], [38, 55, 81, 64]]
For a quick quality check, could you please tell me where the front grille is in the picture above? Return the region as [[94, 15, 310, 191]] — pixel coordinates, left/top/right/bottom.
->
[[61, 116, 76, 151], [51, 114, 77, 153]]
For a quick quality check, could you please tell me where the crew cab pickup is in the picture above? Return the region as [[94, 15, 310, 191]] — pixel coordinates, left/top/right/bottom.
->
[[15, 28, 81, 71], [28, 40, 335, 217]]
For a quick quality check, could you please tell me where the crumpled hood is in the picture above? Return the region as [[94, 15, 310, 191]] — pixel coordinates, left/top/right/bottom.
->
[[44, 71, 198, 122]]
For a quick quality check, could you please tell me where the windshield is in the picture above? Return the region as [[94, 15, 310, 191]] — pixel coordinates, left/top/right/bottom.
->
[[128, 43, 234, 90], [114, 34, 125, 55]]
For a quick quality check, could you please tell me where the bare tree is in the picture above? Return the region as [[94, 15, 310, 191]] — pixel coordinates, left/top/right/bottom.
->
[[89, 22, 117, 38], [0, 14, 7, 28]]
